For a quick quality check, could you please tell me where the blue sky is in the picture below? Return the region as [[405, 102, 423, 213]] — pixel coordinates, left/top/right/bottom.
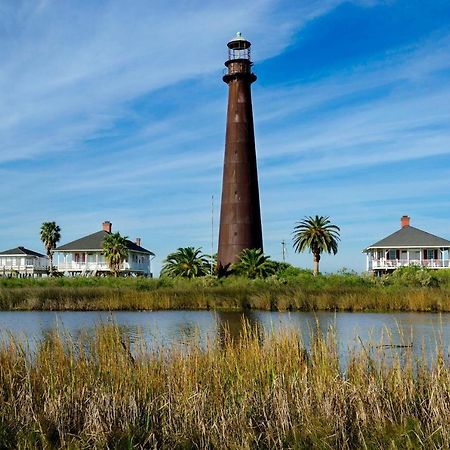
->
[[1, 0, 450, 274]]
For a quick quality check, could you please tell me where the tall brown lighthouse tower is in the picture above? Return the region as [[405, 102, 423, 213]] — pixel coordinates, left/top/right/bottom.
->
[[217, 32, 263, 272]]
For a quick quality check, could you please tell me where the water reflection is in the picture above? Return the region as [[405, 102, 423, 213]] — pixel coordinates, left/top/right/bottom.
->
[[0, 311, 448, 364], [215, 311, 261, 346]]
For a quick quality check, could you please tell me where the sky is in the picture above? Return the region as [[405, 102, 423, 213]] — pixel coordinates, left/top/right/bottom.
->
[[1, 0, 450, 275]]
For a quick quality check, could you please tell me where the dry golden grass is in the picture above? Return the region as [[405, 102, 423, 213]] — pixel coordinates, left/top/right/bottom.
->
[[0, 323, 448, 448], [0, 281, 450, 312]]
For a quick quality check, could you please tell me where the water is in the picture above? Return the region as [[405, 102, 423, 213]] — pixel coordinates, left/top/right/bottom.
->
[[0, 310, 448, 363]]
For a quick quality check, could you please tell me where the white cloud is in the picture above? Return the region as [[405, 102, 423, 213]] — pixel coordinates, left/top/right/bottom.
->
[[0, 0, 347, 163]]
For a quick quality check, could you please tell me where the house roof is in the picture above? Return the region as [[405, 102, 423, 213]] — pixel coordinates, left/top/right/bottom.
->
[[0, 246, 46, 257], [55, 230, 154, 255], [364, 225, 450, 251]]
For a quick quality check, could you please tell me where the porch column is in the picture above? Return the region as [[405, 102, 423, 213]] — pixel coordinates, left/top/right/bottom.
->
[[96, 253, 99, 268], [366, 253, 369, 272], [407, 249, 410, 266], [57, 253, 59, 270], [419, 249, 422, 265]]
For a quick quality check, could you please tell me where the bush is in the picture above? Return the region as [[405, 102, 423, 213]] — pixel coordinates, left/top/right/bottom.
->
[[388, 266, 440, 288]]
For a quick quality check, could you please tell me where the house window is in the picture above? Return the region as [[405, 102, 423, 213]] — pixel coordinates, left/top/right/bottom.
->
[[388, 250, 397, 260], [427, 249, 435, 260], [74, 253, 86, 263]]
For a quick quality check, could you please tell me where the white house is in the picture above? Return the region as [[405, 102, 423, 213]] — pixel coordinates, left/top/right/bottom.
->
[[0, 246, 49, 277], [363, 216, 450, 275], [54, 222, 155, 276]]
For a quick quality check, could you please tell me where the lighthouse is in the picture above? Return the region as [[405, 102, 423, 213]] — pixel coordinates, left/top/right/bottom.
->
[[217, 32, 263, 273]]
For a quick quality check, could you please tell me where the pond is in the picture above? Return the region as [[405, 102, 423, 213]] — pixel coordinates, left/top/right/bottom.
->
[[0, 310, 448, 363]]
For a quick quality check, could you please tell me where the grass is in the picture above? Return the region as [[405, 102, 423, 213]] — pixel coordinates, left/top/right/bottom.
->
[[1, 269, 450, 311], [0, 323, 448, 448]]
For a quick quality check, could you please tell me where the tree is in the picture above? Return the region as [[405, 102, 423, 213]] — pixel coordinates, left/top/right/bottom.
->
[[292, 215, 340, 276], [161, 247, 209, 279], [232, 248, 276, 279], [40, 221, 61, 275], [102, 232, 129, 277]]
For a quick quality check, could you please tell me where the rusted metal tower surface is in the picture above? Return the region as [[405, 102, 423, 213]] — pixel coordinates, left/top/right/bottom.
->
[[217, 32, 263, 272]]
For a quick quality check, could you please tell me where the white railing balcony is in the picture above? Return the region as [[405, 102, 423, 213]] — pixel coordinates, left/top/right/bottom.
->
[[56, 261, 149, 272], [0, 264, 48, 271], [370, 259, 450, 270], [57, 262, 110, 271]]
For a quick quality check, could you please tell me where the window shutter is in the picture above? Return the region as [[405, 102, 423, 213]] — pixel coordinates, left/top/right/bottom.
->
[[396, 250, 400, 259]]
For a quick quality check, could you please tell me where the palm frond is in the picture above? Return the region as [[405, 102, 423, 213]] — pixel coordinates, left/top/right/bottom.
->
[[292, 215, 340, 275], [102, 232, 129, 276], [161, 247, 209, 278], [232, 248, 275, 279]]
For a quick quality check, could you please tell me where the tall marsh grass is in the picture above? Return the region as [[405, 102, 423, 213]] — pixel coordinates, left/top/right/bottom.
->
[[0, 271, 450, 311], [0, 276, 450, 312], [0, 324, 448, 448]]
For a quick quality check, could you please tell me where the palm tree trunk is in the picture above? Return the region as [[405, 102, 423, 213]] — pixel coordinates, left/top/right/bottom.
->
[[313, 252, 321, 276], [47, 250, 53, 276]]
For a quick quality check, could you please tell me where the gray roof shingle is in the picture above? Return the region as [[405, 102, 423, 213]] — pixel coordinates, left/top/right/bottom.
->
[[55, 230, 154, 255], [365, 225, 450, 250], [0, 246, 46, 257]]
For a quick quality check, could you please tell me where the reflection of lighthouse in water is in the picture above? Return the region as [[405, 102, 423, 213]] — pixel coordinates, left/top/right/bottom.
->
[[215, 311, 261, 347], [217, 32, 263, 273]]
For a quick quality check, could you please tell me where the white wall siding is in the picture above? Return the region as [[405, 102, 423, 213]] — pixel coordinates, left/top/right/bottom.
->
[[0, 256, 49, 274], [56, 251, 151, 275]]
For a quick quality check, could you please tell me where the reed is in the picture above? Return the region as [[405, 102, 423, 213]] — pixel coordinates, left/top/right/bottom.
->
[[0, 324, 448, 448], [0, 278, 450, 312]]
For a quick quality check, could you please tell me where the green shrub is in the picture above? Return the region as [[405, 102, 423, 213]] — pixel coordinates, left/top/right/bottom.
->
[[389, 266, 440, 287]]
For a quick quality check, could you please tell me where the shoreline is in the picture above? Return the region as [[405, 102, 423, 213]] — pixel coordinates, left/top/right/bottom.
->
[[0, 278, 449, 312]]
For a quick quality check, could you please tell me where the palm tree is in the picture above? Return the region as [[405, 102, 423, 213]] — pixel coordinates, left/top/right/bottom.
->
[[40, 221, 61, 275], [161, 247, 209, 278], [102, 232, 129, 277], [232, 248, 276, 279], [292, 215, 340, 276]]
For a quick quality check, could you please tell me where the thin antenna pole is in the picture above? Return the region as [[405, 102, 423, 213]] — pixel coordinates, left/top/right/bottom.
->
[[281, 240, 286, 263], [211, 195, 214, 274]]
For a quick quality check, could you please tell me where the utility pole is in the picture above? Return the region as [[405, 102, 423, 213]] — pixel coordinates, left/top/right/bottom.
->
[[211, 194, 214, 274], [281, 240, 286, 263]]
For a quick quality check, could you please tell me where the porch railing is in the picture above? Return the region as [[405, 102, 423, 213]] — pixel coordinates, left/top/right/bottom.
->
[[56, 262, 149, 272], [0, 264, 49, 271], [370, 259, 450, 270]]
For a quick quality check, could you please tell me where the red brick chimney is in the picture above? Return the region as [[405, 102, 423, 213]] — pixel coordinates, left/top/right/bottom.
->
[[135, 238, 141, 247], [401, 215, 410, 228], [102, 221, 112, 233]]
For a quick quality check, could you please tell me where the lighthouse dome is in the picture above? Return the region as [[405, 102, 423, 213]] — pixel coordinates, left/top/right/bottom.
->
[[227, 32, 251, 50]]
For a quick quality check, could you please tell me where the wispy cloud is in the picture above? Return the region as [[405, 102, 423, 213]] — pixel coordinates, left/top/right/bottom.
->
[[0, 0, 343, 162]]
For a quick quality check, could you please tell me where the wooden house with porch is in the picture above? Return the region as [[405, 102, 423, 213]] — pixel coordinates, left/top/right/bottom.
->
[[54, 221, 154, 276], [363, 216, 450, 275], [0, 246, 49, 277]]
